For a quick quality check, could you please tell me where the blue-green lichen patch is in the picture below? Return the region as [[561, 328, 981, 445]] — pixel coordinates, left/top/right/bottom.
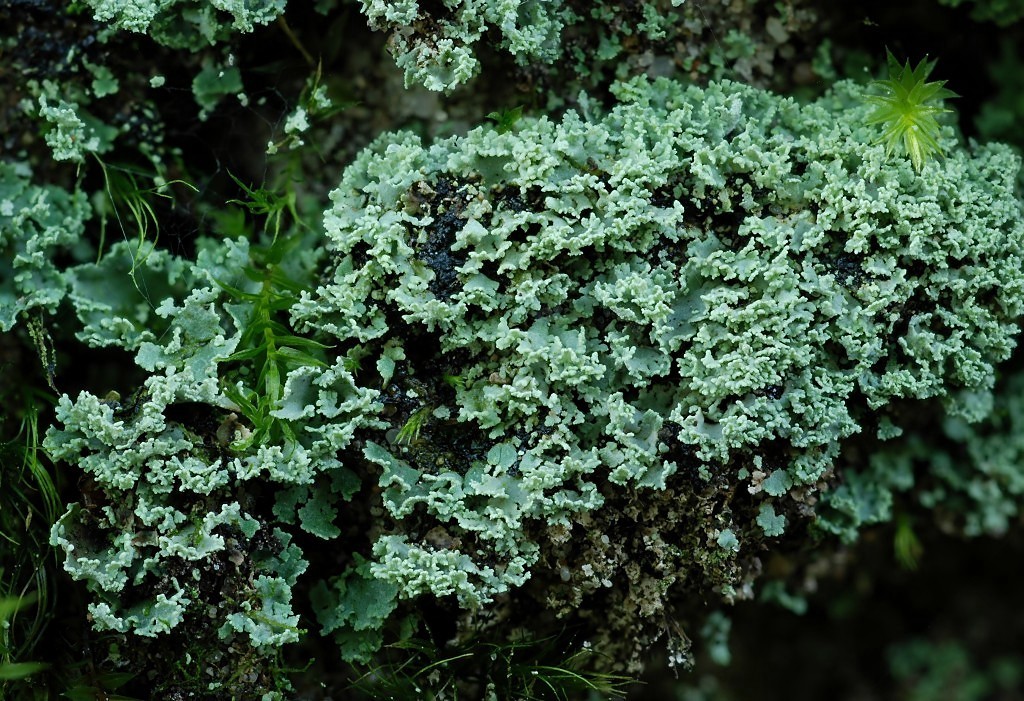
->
[[297, 75, 1023, 658], [360, 0, 569, 91], [44, 232, 379, 673], [358, 0, 822, 92], [819, 362, 1024, 542], [38, 65, 1024, 687], [81, 0, 288, 50], [44, 367, 309, 644], [0, 161, 91, 332]]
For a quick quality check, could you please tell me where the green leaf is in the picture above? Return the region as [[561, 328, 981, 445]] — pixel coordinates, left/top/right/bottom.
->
[[0, 661, 49, 680], [395, 406, 431, 445], [0, 594, 36, 622], [486, 106, 524, 134]]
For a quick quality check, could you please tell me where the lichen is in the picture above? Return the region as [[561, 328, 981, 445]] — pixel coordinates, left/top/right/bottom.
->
[[0, 161, 91, 332], [14, 3, 1024, 694], [293, 74, 1023, 665], [81, 0, 288, 50]]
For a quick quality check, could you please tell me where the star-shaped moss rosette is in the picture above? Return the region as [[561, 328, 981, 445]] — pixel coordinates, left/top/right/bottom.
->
[[864, 50, 958, 172]]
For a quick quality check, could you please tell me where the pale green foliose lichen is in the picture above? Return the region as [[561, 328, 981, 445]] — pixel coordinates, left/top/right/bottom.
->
[[818, 364, 1024, 541], [192, 58, 245, 119], [45, 233, 382, 650], [361, 0, 688, 91], [294, 74, 1023, 652], [20, 79, 124, 164], [361, 0, 815, 94], [64, 241, 195, 350], [0, 161, 91, 331], [43, 72, 1024, 673], [44, 366, 310, 648], [309, 554, 402, 662], [38, 96, 102, 162], [82, 0, 288, 49], [359, 0, 562, 91]]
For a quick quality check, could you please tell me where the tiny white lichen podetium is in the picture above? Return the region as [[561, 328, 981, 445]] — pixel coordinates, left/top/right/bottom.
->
[[864, 49, 958, 172]]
